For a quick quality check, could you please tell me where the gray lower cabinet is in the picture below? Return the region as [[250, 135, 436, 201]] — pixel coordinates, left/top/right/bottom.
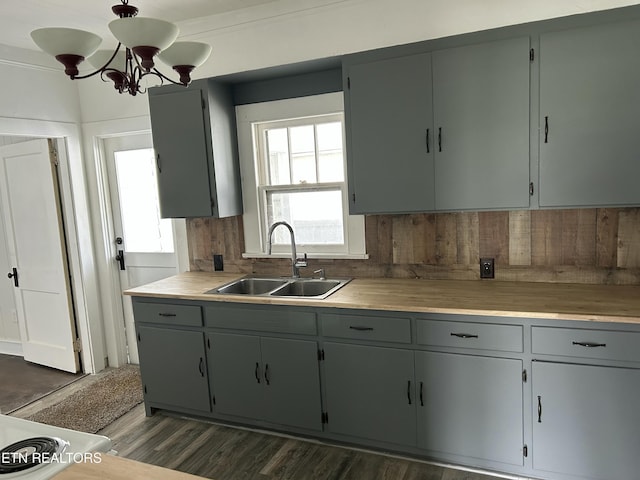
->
[[532, 361, 640, 480], [207, 332, 322, 431], [322, 342, 416, 446], [415, 351, 524, 466], [136, 325, 210, 413], [539, 19, 640, 207]]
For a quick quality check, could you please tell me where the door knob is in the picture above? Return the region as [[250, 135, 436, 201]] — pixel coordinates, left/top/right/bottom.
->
[[7, 267, 18, 287]]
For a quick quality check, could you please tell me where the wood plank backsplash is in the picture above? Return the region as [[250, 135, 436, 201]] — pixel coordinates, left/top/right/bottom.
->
[[186, 208, 640, 285]]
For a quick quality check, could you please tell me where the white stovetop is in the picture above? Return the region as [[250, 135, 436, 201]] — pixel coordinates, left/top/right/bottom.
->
[[0, 415, 112, 480]]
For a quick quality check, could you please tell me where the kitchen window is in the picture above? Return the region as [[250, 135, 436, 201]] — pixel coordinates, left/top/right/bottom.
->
[[237, 92, 366, 258]]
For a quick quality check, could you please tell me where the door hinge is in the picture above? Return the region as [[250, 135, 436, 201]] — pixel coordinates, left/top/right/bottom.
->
[[351, 193, 356, 203], [522, 369, 527, 383], [321, 412, 329, 424], [529, 182, 534, 196], [317, 349, 325, 361], [523, 444, 528, 457], [49, 141, 59, 166], [529, 48, 534, 62], [73, 338, 82, 352]]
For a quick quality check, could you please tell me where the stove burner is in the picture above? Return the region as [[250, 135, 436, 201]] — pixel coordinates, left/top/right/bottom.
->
[[0, 437, 65, 474]]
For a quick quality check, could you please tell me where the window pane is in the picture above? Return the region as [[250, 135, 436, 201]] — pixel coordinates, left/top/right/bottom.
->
[[267, 190, 344, 245], [289, 125, 315, 154], [291, 152, 317, 184], [317, 122, 344, 182], [266, 128, 290, 185], [114, 148, 174, 253], [289, 125, 317, 184]]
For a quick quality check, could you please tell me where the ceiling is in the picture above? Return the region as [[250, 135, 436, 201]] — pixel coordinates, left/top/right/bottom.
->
[[0, 0, 281, 51]]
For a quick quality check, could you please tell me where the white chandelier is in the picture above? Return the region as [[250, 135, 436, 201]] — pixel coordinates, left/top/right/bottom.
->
[[30, 0, 212, 96]]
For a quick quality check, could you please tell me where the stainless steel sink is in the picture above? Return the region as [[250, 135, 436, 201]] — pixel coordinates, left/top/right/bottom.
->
[[208, 276, 350, 299], [211, 277, 288, 295], [270, 279, 343, 298]]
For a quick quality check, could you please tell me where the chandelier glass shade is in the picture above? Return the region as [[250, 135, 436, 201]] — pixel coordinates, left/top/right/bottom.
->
[[30, 1, 211, 96]]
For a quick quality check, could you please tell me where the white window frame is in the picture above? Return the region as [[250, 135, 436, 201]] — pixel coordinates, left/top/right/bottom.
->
[[236, 92, 367, 259]]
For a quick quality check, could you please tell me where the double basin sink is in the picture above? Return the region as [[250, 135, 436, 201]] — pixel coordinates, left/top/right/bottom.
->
[[207, 276, 351, 300]]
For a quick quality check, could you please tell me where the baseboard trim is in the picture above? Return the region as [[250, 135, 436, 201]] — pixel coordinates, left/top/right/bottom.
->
[[0, 340, 23, 356]]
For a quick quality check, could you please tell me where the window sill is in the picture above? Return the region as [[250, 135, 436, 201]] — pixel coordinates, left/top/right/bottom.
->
[[242, 252, 369, 260]]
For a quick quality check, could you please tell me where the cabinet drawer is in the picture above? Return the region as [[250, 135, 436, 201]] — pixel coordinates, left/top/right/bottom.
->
[[133, 302, 202, 327], [205, 306, 316, 335], [416, 319, 523, 352], [532, 326, 640, 363], [320, 313, 411, 343]]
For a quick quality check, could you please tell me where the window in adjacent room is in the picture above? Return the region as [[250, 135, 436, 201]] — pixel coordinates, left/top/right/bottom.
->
[[237, 92, 366, 258]]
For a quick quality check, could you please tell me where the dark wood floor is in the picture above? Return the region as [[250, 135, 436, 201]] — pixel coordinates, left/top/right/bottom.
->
[[11, 369, 506, 480], [0, 354, 82, 413], [99, 404, 504, 480]]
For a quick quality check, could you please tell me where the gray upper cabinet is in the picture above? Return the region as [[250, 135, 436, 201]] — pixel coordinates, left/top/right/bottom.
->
[[539, 20, 640, 208], [344, 53, 435, 214], [344, 36, 530, 214], [148, 79, 243, 218], [433, 37, 531, 211]]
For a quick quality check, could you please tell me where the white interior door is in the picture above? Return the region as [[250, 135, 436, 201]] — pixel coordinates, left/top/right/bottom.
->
[[103, 134, 179, 364], [0, 139, 79, 372]]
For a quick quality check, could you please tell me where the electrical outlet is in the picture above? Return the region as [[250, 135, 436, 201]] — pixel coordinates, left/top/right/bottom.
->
[[213, 254, 224, 271], [480, 258, 495, 279]]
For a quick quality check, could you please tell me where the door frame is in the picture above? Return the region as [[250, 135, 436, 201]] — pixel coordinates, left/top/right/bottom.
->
[[0, 117, 105, 373], [82, 116, 188, 368]]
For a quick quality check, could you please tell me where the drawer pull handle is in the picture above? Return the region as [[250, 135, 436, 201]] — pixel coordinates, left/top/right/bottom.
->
[[407, 380, 412, 405], [572, 341, 606, 348], [198, 357, 204, 377], [254, 362, 261, 384], [450, 333, 478, 339], [537, 395, 542, 423], [419, 381, 424, 406], [349, 326, 374, 331], [158, 313, 177, 317], [265, 363, 270, 385]]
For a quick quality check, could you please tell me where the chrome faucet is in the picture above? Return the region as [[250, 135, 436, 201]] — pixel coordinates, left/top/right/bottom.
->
[[267, 221, 307, 278]]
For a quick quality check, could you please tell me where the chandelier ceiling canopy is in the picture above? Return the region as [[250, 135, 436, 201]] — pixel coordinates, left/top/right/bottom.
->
[[30, 0, 212, 96]]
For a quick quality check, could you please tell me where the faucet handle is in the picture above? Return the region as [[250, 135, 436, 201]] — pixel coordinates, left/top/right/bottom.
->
[[295, 252, 308, 268], [314, 268, 326, 280]]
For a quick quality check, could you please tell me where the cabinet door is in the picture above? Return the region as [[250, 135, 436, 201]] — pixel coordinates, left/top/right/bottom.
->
[[416, 352, 523, 465], [539, 20, 640, 207], [533, 362, 640, 479], [207, 332, 263, 420], [323, 342, 416, 446], [149, 87, 213, 218], [260, 337, 322, 431], [433, 37, 530, 210], [136, 325, 210, 412], [345, 53, 434, 214]]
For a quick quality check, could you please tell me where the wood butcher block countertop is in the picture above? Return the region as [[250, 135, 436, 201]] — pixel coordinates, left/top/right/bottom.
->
[[52, 454, 209, 480], [124, 271, 640, 324]]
